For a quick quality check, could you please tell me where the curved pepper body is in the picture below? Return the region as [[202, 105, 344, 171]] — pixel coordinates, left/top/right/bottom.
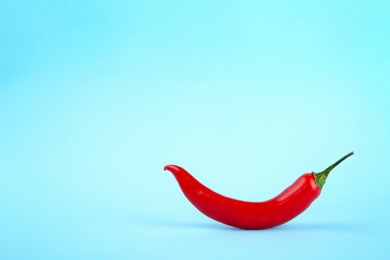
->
[[164, 152, 353, 230], [164, 165, 321, 230]]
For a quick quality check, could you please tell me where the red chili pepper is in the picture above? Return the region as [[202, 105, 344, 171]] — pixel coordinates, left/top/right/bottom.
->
[[164, 152, 354, 230]]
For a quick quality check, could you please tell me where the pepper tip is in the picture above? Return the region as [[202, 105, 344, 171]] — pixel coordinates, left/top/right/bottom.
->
[[164, 165, 174, 171]]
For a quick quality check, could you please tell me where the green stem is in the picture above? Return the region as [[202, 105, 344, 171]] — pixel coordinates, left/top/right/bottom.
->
[[314, 152, 354, 189]]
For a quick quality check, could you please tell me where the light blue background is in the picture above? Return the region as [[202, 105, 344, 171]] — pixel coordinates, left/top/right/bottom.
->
[[1, 1, 389, 259]]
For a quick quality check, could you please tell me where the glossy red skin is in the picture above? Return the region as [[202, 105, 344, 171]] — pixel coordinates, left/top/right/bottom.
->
[[164, 165, 321, 230]]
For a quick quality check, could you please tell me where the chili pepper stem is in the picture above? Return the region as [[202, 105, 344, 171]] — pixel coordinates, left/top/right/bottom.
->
[[314, 151, 354, 189]]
